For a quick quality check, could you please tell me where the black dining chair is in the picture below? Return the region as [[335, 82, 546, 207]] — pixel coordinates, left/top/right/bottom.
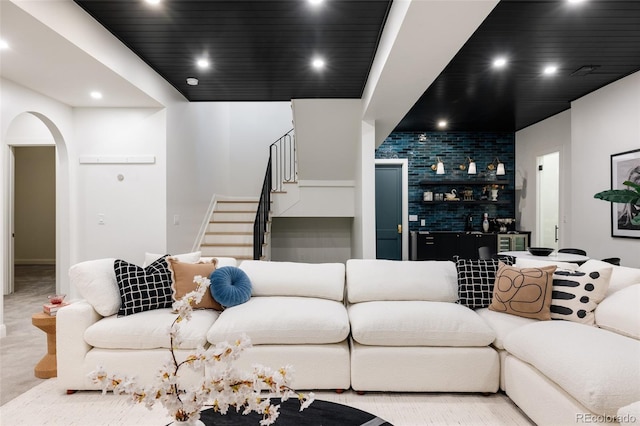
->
[[478, 246, 494, 260], [602, 257, 621, 266], [558, 248, 587, 256]]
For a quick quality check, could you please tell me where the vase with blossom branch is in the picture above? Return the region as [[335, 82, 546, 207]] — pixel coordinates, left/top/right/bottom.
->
[[90, 275, 314, 425]]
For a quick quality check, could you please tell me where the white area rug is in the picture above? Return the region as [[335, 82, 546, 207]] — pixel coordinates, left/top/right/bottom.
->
[[0, 378, 533, 425]]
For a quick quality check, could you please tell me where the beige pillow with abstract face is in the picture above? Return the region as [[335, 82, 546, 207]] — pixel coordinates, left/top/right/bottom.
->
[[489, 262, 557, 320]]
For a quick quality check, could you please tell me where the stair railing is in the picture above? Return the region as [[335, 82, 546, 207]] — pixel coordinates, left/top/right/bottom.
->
[[253, 129, 296, 259]]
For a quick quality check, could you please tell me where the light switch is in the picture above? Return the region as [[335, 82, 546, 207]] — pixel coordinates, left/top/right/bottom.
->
[[173, 214, 180, 225], [421, 219, 426, 226], [98, 214, 105, 225]]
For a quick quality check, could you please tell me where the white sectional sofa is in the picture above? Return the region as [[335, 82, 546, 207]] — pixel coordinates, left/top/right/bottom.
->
[[346, 259, 500, 393], [57, 257, 350, 392], [57, 255, 640, 425]]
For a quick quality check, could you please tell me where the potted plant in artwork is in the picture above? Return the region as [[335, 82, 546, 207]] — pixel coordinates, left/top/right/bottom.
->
[[90, 276, 314, 426], [594, 180, 640, 226]]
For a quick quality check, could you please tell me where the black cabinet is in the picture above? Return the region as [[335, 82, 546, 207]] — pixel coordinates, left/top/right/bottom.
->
[[414, 232, 497, 260]]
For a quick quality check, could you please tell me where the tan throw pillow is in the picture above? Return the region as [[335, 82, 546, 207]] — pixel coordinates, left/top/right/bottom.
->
[[167, 257, 223, 311], [489, 261, 557, 320]]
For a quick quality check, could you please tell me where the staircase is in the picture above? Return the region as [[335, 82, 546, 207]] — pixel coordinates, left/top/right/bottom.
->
[[199, 199, 259, 261], [197, 129, 295, 261]]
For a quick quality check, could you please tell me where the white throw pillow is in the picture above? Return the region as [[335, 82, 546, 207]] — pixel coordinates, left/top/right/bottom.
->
[[69, 258, 120, 317], [580, 259, 640, 296], [551, 266, 612, 325], [596, 284, 640, 340], [143, 251, 201, 267]]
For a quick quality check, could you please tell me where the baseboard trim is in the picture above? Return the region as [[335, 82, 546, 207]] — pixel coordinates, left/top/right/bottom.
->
[[14, 259, 55, 265]]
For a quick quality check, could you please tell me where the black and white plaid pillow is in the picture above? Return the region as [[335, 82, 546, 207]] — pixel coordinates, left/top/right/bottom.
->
[[114, 256, 173, 316], [456, 257, 513, 309]]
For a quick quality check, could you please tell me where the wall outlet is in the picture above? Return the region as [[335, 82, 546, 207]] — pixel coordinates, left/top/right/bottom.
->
[[173, 214, 180, 225], [98, 214, 105, 225], [421, 219, 426, 226], [409, 214, 418, 222]]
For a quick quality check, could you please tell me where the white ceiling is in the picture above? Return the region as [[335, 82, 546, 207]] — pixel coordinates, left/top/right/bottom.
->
[[0, 1, 162, 108]]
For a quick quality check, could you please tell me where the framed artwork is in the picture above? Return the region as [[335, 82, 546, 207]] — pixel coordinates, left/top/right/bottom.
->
[[610, 148, 640, 238]]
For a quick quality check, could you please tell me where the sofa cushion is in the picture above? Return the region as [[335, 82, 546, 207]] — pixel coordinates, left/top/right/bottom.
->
[[455, 258, 512, 309], [209, 266, 252, 308], [579, 259, 640, 296], [239, 260, 345, 301], [348, 301, 495, 347], [207, 297, 350, 345], [489, 262, 556, 320], [504, 320, 640, 415], [167, 258, 223, 311], [70, 258, 120, 317], [596, 284, 640, 339], [346, 259, 458, 304], [84, 308, 219, 349], [115, 257, 173, 316], [550, 266, 611, 325], [475, 308, 537, 350]]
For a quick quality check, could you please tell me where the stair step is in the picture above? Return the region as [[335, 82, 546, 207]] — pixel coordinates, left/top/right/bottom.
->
[[216, 202, 259, 212], [212, 212, 255, 222], [200, 245, 253, 257], [208, 222, 253, 233], [203, 233, 253, 244]]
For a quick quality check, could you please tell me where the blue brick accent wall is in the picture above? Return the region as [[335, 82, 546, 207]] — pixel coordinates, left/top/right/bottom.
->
[[376, 131, 515, 232]]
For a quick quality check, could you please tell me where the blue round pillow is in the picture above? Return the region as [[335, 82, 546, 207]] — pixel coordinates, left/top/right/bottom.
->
[[209, 266, 252, 308]]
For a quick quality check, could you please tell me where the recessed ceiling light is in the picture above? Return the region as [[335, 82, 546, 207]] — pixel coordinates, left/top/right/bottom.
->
[[0, 39, 9, 50], [543, 65, 558, 75], [568, 0, 586, 4], [196, 58, 210, 69], [437, 120, 448, 129], [309, 0, 324, 5], [90, 91, 103, 100], [145, 0, 162, 5], [186, 77, 199, 86], [311, 57, 325, 70], [493, 57, 507, 68]]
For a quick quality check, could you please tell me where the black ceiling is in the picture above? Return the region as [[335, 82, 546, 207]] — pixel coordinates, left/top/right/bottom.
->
[[74, 0, 392, 102], [74, 0, 640, 133], [399, 0, 640, 132]]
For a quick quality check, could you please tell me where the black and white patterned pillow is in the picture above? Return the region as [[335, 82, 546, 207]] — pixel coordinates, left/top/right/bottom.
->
[[551, 268, 612, 325], [114, 256, 173, 316], [456, 257, 513, 309]]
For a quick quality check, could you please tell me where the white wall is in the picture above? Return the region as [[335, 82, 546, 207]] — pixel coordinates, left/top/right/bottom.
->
[[166, 102, 292, 254], [270, 217, 353, 263], [570, 71, 640, 267], [73, 108, 167, 263], [292, 99, 361, 181], [516, 71, 640, 267], [515, 111, 572, 246]]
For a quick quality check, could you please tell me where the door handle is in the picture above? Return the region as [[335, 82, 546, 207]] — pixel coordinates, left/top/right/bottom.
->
[[397, 224, 402, 234], [555, 225, 559, 242]]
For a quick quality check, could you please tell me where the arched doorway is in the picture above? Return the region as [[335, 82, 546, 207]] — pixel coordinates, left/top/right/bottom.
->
[[3, 111, 70, 296]]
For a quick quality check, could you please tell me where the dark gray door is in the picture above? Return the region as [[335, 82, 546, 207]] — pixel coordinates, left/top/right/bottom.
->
[[375, 164, 402, 260]]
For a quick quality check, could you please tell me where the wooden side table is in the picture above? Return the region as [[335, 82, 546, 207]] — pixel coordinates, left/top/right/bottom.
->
[[31, 312, 57, 379]]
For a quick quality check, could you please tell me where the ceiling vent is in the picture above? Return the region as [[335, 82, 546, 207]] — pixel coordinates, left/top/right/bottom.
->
[[571, 65, 600, 77]]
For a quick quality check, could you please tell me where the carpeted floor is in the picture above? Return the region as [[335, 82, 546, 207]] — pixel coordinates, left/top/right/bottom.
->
[[1, 265, 56, 405], [0, 378, 535, 426]]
